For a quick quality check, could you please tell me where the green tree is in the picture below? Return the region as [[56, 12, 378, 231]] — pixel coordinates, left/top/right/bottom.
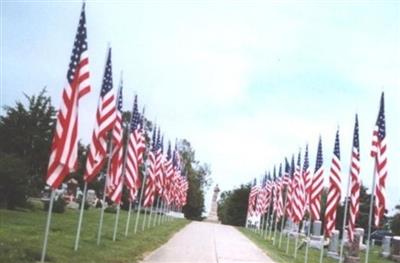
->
[[180, 139, 212, 220], [0, 152, 30, 209], [0, 88, 56, 196], [218, 184, 251, 226], [391, 204, 400, 235]]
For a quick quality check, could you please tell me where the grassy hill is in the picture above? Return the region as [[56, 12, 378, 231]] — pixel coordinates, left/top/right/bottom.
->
[[0, 200, 189, 262]]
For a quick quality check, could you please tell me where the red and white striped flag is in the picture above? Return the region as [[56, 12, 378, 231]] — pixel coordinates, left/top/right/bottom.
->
[[248, 179, 259, 217], [155, 131, 164, 197], [310, 137, 324, 221], [162, 142, 174, 204], [275, 164, 284, 220], [292, 151, 303, 224], [303, 145, 312, 215], [285, 156, 295, 221], [324, 129, 341, 237], [348, 114, 360, 241], [84, 48, 116, 183], [370, 93, 387, 227], [107, 82, 124, 204], [46, 4, 91, 189], [143, 127, 157, 207], [124, 96, 146, 201]]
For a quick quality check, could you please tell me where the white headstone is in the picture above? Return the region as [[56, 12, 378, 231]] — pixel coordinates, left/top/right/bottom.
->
[[381, 236, 391, 257], [327, 230, 340, 259], [355, 228, 366, 250], [313, 220, 322, 236]]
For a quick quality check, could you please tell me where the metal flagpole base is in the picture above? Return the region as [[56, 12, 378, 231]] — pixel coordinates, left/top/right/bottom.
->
[[113, 205, 121, 241], [74, 182, 88, 251], [41, 190, 55, 263], [142, 207, 148, 231], [125, 202, 132, 237]]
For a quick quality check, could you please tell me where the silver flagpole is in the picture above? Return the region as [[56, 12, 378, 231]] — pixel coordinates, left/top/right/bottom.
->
[[124, 201, 132, 236], [294, 222, 300, 258], [268, 211, 275, 240], [273, 215, 279, 245], [142, 206, 148, 231], [135, 169, 147, 233], [112, 204, 121, 241], [96, 141, 114, 246], [147, 203, 154, 228], [279, 186, 289, 248], [259, 214, 265, 235], [286, 224, 291, 254], [264, 202, 272, 239], [365, 163, 377, 263], [40, 190, 55, 263], [304, 218, 312, 263], [74, 182, 88, 251], [339, 159, 353, 263], [153, 196, 161, 227], [158, 199, 163, 225], [319, 230, 325, 263]]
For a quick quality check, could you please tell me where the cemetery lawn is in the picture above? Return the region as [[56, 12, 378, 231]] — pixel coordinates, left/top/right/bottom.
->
[[0, 200, 189, 263], [239, 227, 392, 263]]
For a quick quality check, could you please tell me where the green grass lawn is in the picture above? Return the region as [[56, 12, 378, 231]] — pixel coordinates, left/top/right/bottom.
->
[[0, 201, 189, 263], [238, 227, 391, 263]]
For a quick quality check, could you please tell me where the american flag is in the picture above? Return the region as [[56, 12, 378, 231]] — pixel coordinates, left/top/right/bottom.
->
[[255, 175, 267, 215], [324, 129, 341, 237], [46, 4, 91, 189], [143, 127, 157, 207], [348, 114, 360, 241], [285, 155, 295, 220], [310, 137, 324, 221], [292, 151, 303, 224], [371, 93, 387, 227], [124, 95, 146, 202], [84, 47, 116, 183], [303, 145, 311, 214], [179, 172, 189, 207], [155, 131, 164, 196], [171, 144, 182, 206], [108, 81, 124, 204], [248, 179, 259, 217], [163, 143, 174, 204], [275, 164, 284, 220], [283, 158, 291, 187]]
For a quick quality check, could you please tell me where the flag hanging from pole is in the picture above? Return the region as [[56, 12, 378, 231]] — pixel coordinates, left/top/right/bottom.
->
[[143, 127, 157, 207], [248, 179, 259, 217], [46, 3, 91, 189], [370, 93, 387, 227], [324, 129, 341, 237], [84, 47, 116, 183], [292, 151, 303, 224], [303, 145, 311, 215], [285, 155, 295, 220], [108, 81, 124, 204], [310, 137, 324, 221], [125, 95, 146, 202], [348, 114, 360, 241]]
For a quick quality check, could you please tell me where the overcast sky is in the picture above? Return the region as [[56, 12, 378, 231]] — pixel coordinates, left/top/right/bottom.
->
[[2, 1, 400, 214]]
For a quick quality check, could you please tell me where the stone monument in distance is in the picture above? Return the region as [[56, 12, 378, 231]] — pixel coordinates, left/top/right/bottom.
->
[[206, 184, 220, 223]]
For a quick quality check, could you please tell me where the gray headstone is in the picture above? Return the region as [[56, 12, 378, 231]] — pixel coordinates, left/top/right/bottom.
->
[[313, 220, 322, 236], [343, 229, 349, 245], [328, 230, 340, 259], [381, 236, 391, 258], [355, 228, 366, 250]]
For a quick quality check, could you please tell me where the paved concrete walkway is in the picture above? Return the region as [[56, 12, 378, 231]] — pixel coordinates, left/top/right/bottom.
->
[[142, 221, 275, 263]]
